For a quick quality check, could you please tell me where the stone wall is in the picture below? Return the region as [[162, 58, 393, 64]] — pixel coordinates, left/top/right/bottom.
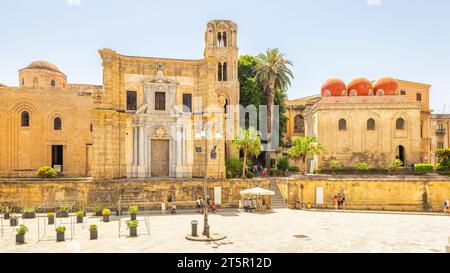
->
[[0, 178, 268, 211], [276, 176, 450, 212]]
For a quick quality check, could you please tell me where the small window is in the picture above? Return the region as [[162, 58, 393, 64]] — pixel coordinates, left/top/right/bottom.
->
[[324, 91, 331, 97], [377, 90, 384, 96], [223, 62, 228, 81], [396, 118, 405, 130], [183, 94, 192, 113], [155, 92, 166, 111], [21, 111, 30, 127], [367, 118, 376, 130], [90, 123, 93, 132], [401, 91, 406, 95], [294, 115, 305, 134], [416, 93, 422, 101], [126, 91, 137, 111], [339, 119, 347, 131], [437, 142, 444, 149], [51, 80, 56, 87], [223, 32, 227, 47], [217, 63, 223, 81], [21, 79, 24, 86], [349, 91, 357, 96], [54, 117, 62, 130]]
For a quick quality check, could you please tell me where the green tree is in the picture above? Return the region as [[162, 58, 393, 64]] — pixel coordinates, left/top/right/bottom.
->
[[288, 136, 323, 174], [232, 128, 262, 178], [255, 48, 294, 133]]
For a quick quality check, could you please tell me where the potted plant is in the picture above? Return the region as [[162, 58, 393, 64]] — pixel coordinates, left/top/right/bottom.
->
[[126, 220, 139, 237], [10, 215, 18, 227], [3, 206, 11, 220], [57, 206, 70, 218], [102, 208, 110, 222], [94, 203, 105, 216], [16, 225, 28, 244], [89, 225, 98, 240], [22, 206, 37, 219], [75, 210, 84, 224], [128, 206, 138, 221], [47, 212, 55, 225], [55, 226, 66, 242]]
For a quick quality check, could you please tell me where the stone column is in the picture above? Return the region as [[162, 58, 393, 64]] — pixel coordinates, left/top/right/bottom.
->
[[138, 125, 145, 166]]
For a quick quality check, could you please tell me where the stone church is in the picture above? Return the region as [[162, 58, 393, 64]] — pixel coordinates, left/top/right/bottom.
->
[[0, 20, 240, 180]]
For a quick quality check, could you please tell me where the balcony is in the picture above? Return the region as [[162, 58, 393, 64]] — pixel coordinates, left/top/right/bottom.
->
[[436, 128, 446, 135]]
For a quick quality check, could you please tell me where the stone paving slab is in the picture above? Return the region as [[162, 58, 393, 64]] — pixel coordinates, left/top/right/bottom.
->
[[1, 209, 449, 253]]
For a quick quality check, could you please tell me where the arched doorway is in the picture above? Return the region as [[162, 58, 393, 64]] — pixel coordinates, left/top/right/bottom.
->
[[396, 145, 405, 167]]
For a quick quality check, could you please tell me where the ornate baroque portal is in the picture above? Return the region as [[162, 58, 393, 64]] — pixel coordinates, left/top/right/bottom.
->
[[128, 66, 192, 178]]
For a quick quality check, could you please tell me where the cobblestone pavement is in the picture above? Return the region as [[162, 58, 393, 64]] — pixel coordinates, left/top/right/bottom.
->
[[1, 209, 449, 253]]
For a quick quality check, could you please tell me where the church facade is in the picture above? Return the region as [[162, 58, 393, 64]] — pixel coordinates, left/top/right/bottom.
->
[[0, 20, 240, 180]]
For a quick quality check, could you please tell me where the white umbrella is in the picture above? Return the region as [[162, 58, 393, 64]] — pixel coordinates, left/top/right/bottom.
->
[[240, 187, 275, 196]]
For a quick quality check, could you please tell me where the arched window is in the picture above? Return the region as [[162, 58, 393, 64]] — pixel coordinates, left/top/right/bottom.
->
[[294, 115, 305, 134], [21, 111, 30, 127], [396, 118, 405, 130], [217, 63, 223, 81], [339, 119, 347, 131], [21, 79, 24, 86], [51, 80, 56, 87], [217, 32, 222, 47], [223, 62, 227, 81], [349, 90, 357, 96], [377, 90, 384, 96], [54, 117, 62, 130], [324, 91, 331, 97], [33, 78, 39, 87], [367, 118, 376, 130], [223, 32, 227, 47]]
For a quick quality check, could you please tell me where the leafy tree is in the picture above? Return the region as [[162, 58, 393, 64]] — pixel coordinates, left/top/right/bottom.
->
[[226, 157, 243, 178], [255, 48, 294, 133], [232, 128, 262, 178], [436, 148, 450, 174], [288, 136, 323, 174], [277, 156, 289, 172]]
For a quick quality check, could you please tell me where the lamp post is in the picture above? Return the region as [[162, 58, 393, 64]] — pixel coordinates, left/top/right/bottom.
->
[[195, 126, 221, 238]]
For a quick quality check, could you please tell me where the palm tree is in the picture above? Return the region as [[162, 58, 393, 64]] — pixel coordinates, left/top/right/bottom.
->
[[232, 128, 262, 178], [288, 136, 323, 174], [255, 48, 294, 133]]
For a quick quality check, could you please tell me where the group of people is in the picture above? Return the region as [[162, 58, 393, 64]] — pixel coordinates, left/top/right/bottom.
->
[[195, 196, 217, 214], [161, 193, 176, 214], [243, 198, 267, 212], [333, 193, 347, 210]]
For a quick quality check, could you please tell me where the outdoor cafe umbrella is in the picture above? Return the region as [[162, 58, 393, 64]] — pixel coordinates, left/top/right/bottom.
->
[[240, 187, 275, 210]]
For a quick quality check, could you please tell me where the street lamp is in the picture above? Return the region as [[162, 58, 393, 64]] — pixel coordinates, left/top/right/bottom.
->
[[195, 126, 221, 238]]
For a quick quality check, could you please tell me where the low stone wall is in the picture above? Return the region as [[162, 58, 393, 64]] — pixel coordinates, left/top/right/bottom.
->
[[276, 175, 450, 212], [0, 178, 268, 211]]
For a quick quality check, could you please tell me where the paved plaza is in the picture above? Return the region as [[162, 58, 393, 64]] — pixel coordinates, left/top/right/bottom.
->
[[1, 209, 449, 253]]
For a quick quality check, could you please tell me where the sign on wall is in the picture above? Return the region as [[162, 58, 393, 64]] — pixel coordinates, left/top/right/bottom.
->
[[316, 187, 324, 205], [214, 186, 222, 205]]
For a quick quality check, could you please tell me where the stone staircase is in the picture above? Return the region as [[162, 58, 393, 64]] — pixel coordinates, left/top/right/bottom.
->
[[269, 178, 287, 209]]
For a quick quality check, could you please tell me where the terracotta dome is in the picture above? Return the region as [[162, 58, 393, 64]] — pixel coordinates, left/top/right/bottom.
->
[[321, 78, 347, 97], [26, 61, 61, 73], [347, 77, 373, 96], [373, 77, 399, 96]]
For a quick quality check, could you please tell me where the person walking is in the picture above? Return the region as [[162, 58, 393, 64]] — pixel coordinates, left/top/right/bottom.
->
[[333, 195, 338, 210], [444, 198, 449, 215], [161, 200, 166, 214], [167, 193, 173, 211], [341, 193, 346, 210], [262, 198, 266, 212], [195, 196, 201, 214]]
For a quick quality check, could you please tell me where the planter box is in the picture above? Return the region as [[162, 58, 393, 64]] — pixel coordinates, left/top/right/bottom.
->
[[16, 234, 25, 244], [56, 232, 65, 242], [130, 214, 137, 221], [129, 227, 137, 237], [4, 213, 10, 220], [22, 212, 36, 219], [10, 218, 18, 226], [103, 215, 110, 222], [90, 230, 98, 240], [56, 212, 69, 218], [76, 216, 83, 224], [95, 211, 102, 216]]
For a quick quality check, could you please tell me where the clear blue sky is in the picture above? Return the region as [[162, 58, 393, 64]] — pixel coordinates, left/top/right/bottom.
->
[[1, 0, 449, 112]]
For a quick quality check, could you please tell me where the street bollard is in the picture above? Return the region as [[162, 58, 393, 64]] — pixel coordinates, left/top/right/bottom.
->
[[191, 220, 198, 237]]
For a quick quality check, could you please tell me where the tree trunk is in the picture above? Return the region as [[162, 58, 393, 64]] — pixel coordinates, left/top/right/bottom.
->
[[266, 87, 275, 134], [242, 151, 247, 178], [302, 156, 307, 175]]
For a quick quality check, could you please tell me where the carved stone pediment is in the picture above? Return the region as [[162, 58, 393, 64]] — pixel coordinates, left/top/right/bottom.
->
[[152, 127, 169, 138]]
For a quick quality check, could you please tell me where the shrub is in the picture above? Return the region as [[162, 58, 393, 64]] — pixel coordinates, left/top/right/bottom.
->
[[414, 164, 433, 175], [288, 166, 300, 172], [226, 171, 233, 179], [10, 215, 18, 220], [126, 220, 139, 228], [313, 168, 322, 174], [436, 148, 450, 175], [329, 160, 342, 170], [94, 203, 105, 213], [59, 206, 70, 213], [47, 212, 55, 218], [89, 225, 97, 232], [246, 171, 255, 179], [55, 226, 66, 233], [226, 157, 243, 178], [36, 166, 57, 178], [277, 156, 289, 172], [102, 208, 110, 216], [128, 206, 139, 215], [22, 207, 36, 213], [269, 168, 277, 176], [386, 159, 403, 171], [16, 225, 28, 235], [75, 210, 84, 217], [356, 162, 370, 171]]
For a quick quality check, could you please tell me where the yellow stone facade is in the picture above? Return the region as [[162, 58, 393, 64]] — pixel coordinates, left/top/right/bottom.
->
[[430, 114, 450, 164], [0, 20, 239, 180]]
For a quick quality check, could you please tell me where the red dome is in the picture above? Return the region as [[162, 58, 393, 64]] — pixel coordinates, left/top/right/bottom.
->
[[373, 77, 399, 96], [321, 78, 347, 97], [347, 77, 373, 96]]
